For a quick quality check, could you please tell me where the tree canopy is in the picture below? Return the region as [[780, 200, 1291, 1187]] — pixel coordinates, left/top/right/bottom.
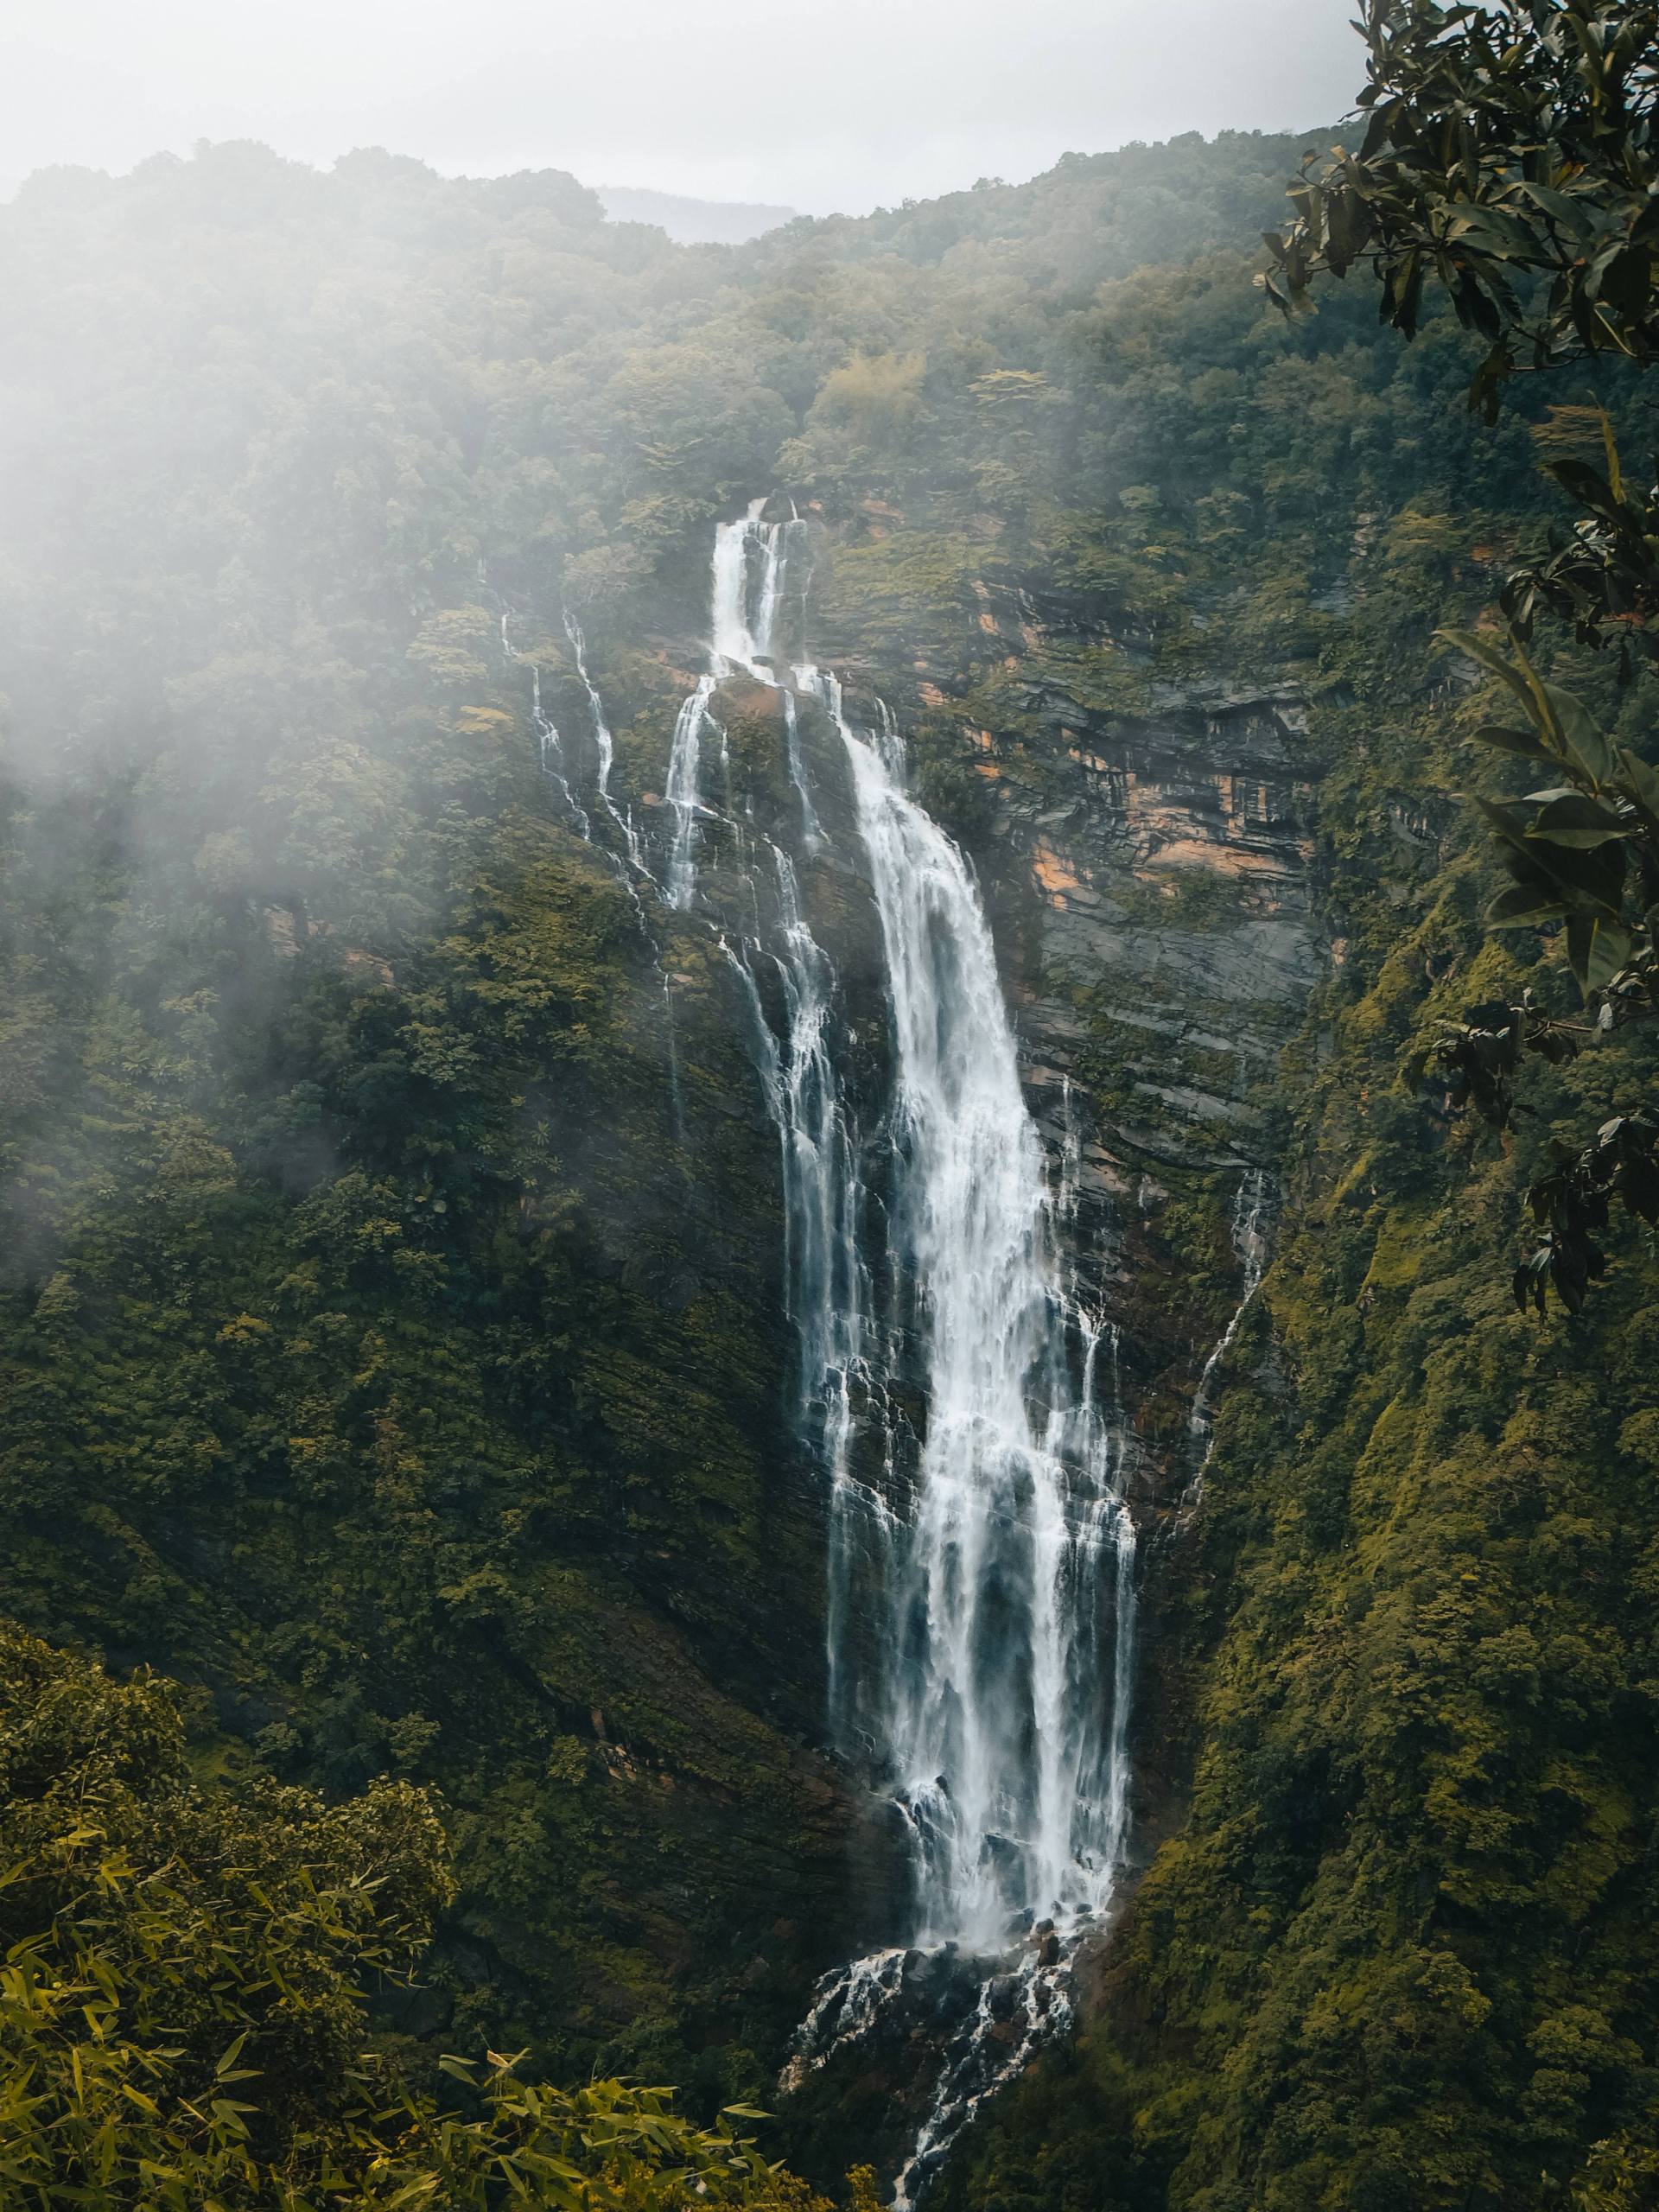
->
[[0, 1620, 830, 2209]]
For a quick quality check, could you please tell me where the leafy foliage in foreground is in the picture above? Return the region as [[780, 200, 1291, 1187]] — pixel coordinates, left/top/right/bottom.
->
[[1426, 609, 1659, 1308], [0, 1620, 826, 2209], [1265, 0, 1659, 416], [1265, 2, 1659, 1308]]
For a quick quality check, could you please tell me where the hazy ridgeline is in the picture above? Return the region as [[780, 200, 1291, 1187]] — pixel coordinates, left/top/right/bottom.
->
[[594, 186, 800, 243]]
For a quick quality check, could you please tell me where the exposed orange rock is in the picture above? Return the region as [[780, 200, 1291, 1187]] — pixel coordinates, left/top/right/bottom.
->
[[342, 947, 394, 987], [264, 906, 302, 958], [1033, 842, 1085, 899], [1138, 836, 1285, 878]]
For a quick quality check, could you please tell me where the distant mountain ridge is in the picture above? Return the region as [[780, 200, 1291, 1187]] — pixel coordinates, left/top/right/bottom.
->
[[595, 183, 798, 243]]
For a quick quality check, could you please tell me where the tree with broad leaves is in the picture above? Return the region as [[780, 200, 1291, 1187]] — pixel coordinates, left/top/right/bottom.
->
[[1268, 0, 1659, 1312], [0, 1620, 830, 2209]]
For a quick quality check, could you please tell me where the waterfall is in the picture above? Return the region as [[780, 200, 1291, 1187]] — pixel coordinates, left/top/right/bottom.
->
[[664, 675, 715, 910], [783, 690, 823, 851], [1185, 1166, 1269, 1491], [661, 499, 808, 906], [563, 609, 645, 871], [671, 508, 1137, 2200], [499, 607, 588, 835], [801, 663, 1134, 1947]]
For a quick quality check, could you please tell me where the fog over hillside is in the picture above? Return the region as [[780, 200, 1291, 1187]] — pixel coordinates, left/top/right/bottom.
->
[[7, 2, 1659, 2205], [0, 0, 1362, 213], [595, 184, 798, 243]]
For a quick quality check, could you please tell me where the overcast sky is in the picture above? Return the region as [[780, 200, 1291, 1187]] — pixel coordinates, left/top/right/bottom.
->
[[2, 0, 1364, 215]]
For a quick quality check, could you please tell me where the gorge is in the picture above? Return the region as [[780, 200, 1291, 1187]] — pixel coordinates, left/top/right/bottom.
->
[[3, 107, 1659, 2212]]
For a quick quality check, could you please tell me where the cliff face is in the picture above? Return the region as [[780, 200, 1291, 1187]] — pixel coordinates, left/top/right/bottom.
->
[[18, 119, 1655, 2212], [999, 674, 1319, 1163], [795, 525, 1323, 1474], [614, 522, 1332, 1967]]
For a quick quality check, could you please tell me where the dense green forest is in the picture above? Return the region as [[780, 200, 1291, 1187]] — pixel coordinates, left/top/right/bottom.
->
[[3, 64, 1659, 2212]]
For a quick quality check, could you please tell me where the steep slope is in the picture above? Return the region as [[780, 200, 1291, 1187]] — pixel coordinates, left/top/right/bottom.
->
[[3, 122, 1656, 2209], [0, 132, 1348, 2096]]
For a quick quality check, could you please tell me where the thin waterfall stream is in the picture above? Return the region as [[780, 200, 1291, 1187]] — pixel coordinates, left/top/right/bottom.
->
[[1185, 1166, 1269, 1498]]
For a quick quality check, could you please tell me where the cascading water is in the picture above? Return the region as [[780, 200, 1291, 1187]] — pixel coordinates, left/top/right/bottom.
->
[[662, 498, 809, 906], [782, 690, 823, 852], [664, 506, 1140, 2202], [811, 670, 1134, 1944], [1185, 1166, 1269, 1494], [664, 675, 716, 909], [564, 608, 645, 871], [499, 607, 588, 835]]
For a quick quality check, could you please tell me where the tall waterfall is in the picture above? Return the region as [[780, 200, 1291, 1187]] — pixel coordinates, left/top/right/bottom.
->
[[802, 665, 1134, 1945], [665, 506, 1138, 2199]]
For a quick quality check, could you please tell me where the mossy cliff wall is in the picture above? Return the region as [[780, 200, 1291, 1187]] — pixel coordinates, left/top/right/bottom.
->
[[927, 502, 1659, 2212]]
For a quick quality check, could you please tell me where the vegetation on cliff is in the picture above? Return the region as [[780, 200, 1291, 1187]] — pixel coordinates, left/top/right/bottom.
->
[[0, 1619, 834, 2208], [941, 7, 1659, 2205], [4, 28, 1659, 2206]]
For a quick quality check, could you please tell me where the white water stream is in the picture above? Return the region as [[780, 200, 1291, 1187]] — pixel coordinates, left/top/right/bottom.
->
[[664, 497, 811, 906], [658, 504, 1142, 2201], [563, 607, 645, 872], [807, 662, 1135, 1947], [499, 607, 588, 836], [1185, 1166, 1268, 1497]]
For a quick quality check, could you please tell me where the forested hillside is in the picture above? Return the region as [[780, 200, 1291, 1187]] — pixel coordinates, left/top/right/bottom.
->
[[3, 104, 1657, 2209]]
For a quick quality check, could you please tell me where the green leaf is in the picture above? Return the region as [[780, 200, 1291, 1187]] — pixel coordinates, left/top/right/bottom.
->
[[1566, 915, 1633, 995], [1437, 626, 1539, 716], [1513, 180, 1592, 238], [1541, 683, 1615, 785], [1616, 744, 1659, 821], [1486, 882, 1567, 927], [1527, 791, 1629, 847], [214, 2031, 251, 2080], [1470, 721, 1550, 760]]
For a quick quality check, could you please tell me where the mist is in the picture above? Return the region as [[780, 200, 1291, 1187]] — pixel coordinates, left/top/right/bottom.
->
[[3, 0, 1362, 213]]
